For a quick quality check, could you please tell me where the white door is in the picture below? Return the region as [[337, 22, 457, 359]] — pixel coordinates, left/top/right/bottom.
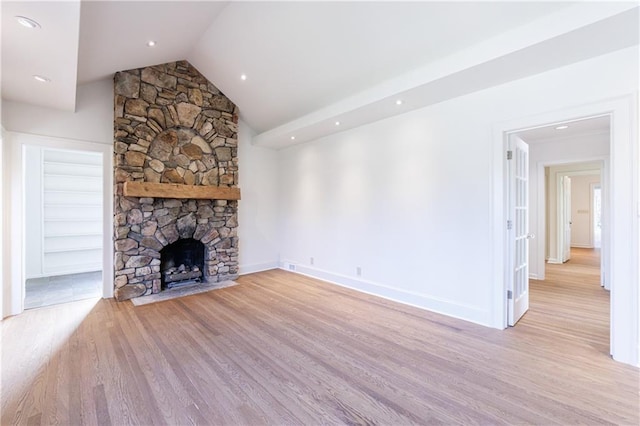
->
[[561, 176, 572, 262], [508, 136, 530, 326]]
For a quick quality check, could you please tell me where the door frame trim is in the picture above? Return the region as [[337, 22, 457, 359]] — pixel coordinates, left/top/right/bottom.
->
[[491, 94, 638, 366]]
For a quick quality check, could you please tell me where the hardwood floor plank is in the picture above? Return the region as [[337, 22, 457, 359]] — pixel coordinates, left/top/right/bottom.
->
[[227, 277, 559, 425], [189, 294, 413, 424], [135, 307, 236, 425], [175, 297, 328, 424], [2, 247, 637, 425], [253, 272, 616, 423], [68, 328, 83, 426], [93, 311, 142, 425], [216, 288, 485, 424], [93, 384, 112, 426], [25, 413, 41, 426]]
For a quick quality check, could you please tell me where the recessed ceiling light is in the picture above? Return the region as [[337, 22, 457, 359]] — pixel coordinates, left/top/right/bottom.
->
[[146, 40, 156, 47], [335, 121, 341, 126], [555, 125, 569, 130], [395, 99, 403, 105], [16, 16, 40, 29], [33, 75, 51, 83], [290, 136, 296, 140], [240, 74, 247, 81]]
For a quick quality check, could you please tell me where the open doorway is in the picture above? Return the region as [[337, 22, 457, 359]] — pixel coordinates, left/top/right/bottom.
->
[[23, 146, 104, 309], [495, 96, 638, 366], [543, 162, 604, 279], [506, 115, 610, 353]]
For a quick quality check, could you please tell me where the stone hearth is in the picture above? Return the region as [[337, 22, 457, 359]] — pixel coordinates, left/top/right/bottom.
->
[[113, 60, 239, 301]]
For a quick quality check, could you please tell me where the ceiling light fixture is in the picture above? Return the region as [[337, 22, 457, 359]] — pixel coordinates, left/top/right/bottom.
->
[[240, 74, 247, 81], [555, 125, 569, 130], [16, 16, 40, 29], [290, 136, 296, 140], [395, 99, 403, 105], [335, 121, 341, 126], [146, 40, 156, 47], [33, 75, 51, 83]]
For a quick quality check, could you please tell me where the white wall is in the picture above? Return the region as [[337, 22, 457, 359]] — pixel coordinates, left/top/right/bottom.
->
[[570, 174, 600, 248], [526, 133, 609, 278], [237, 120, 279, 273], [277, 46, 637, 328]]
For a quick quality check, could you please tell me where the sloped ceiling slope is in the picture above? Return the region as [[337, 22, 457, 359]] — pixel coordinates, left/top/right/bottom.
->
[[188, 1, 574, 134], [77, 1, 229, 84]]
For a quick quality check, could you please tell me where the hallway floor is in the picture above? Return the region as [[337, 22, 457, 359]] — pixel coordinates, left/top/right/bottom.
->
[[24, 271, 102, 309], [522, 248, 608, 355]]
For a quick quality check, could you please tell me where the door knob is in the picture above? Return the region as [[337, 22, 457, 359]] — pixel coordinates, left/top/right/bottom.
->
[[526, 233, 536, 239]]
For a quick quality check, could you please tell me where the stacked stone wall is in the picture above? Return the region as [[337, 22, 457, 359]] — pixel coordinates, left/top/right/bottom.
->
[[113, 60, 238, 301]]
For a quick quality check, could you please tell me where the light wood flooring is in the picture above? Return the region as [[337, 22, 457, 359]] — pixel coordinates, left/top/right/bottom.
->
[[524, 247, 610, 355], [2, 252, 638, 425]]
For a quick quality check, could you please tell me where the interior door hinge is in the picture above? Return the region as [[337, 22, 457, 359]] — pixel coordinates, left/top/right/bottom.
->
[[507, 290, 513, 300], [507, 220, 513, 230], [506, 150, 513, 160]]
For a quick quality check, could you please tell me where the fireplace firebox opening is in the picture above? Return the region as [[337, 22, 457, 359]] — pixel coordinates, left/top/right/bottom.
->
[[160, 238, 205, 290]]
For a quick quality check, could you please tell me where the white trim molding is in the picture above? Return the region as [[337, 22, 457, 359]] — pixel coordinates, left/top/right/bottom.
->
[[239, 261, 279, 276]]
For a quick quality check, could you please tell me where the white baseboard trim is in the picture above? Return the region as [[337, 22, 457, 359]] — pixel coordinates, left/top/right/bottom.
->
[[278, 262, 491, 327], [546, 258, 562, 264], [529, 273, 539, 280], [239, 261, 279, 275]]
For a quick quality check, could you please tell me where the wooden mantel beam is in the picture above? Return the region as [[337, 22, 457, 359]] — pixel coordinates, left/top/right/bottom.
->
[[123, 182, 241, 200]]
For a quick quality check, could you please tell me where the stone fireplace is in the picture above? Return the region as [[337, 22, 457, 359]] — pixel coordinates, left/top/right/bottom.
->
[[113, 60, 239, 301]]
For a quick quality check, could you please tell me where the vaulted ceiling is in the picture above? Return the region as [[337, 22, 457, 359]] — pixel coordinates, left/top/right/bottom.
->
[[2, 1, 638, 148]]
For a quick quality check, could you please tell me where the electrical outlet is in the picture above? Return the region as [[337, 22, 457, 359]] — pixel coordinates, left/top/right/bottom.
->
[[288, 263, 296, 271], [310, 257, 314, 265], [356, 266, 362, 276]]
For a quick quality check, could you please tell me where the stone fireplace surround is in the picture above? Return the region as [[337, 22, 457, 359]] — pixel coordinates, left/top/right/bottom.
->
[[113, 60, 239, 301]]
